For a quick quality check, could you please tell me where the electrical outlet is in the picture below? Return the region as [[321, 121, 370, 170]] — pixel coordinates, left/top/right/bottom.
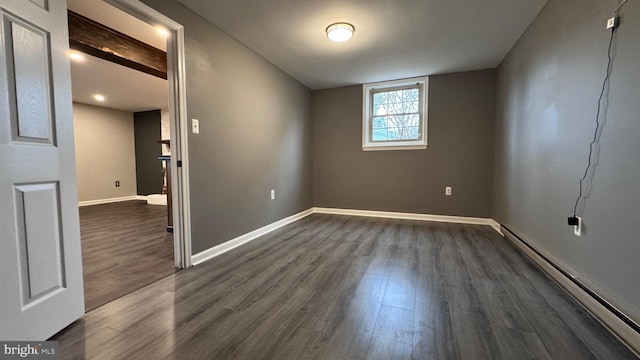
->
[[192, 119, 200, 134], [445, 186, 452, 196], [573, 216, 582, 237], [115, 180, 120, 187], [271, 189, 275, 200]]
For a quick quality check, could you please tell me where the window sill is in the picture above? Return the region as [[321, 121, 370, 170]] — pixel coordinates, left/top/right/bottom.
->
[[362, 144, 428, 151]]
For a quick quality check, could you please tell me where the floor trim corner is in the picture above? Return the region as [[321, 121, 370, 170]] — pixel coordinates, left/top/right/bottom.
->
[[191, 208, 314, 266]]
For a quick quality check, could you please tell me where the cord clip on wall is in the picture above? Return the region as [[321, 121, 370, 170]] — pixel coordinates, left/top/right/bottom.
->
[[607, 16, 620, 30]]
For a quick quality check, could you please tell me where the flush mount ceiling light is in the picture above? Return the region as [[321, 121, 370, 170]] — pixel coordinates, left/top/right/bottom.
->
[[93, 94, 105, 102], [326, 22, 354, 42]]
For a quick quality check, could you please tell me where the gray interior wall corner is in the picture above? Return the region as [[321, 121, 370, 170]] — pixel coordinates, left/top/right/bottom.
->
[[141, 0, 313, 254], [493, 0, 640, 320], [134, 109, 163, 195]]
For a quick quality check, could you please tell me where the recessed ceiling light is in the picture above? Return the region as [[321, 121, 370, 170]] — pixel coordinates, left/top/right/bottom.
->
[[93, 94, 105, 102], [156, 26, 170, 38], [326, 22, 354, 42], [68, 50, 85, 62]]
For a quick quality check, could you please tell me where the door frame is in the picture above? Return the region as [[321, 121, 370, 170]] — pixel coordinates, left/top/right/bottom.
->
[[105, 0, 192, 268]]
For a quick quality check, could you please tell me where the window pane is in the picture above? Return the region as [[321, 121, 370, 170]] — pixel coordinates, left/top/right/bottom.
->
[[371, 115, 421, 142], [385, 115, 396, 128], [403, 101, 419, 113], [372, 128, 387, 141], [406, 126, 420, 139], [374, 105, 387, 116], [407, 114, 420, 127], [392, 91, 403, 105], [373, 92, 386, 105], [403, 89, 419, 102], [373, 88, 420, 117], [387, 127, 400, 140], [372, 117, 387, 128]]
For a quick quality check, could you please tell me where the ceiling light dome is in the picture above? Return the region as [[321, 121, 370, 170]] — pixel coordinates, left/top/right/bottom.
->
[[326, 22, 354, 42]]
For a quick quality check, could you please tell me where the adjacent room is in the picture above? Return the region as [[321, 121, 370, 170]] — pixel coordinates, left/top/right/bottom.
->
[[0, 0, 638, 358], [68, 0, 176, 310]]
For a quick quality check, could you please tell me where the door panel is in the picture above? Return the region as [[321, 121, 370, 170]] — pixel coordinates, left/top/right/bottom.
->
[[0, 0, 84, 340], [4, 13, 55, 143], [15, 182, 66, 305], [28, 0, 48, 11]]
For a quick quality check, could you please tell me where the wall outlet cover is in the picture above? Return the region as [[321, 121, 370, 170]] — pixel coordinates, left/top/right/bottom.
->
[[192, 119, 200, 134]]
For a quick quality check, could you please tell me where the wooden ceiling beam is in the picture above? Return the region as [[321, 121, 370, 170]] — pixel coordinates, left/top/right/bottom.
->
[[68, 11, 167, 80]]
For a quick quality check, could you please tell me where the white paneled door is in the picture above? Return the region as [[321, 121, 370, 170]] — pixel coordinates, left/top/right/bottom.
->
[[0, 0, 84, 340]]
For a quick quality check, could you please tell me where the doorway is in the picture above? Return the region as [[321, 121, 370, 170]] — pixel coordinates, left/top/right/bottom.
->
[[67, 0, 191, 310]]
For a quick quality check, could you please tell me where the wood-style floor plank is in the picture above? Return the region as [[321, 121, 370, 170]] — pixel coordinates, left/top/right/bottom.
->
[[80, 201, 175, 310], [367, 305, 414, 359], [53, 214, 638, 360]]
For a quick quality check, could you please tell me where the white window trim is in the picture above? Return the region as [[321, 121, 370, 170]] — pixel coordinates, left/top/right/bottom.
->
[[362, 76, 429, 151]]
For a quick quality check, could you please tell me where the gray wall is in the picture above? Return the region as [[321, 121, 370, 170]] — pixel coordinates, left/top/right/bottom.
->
[[493, 0, 640, 320], [142, 0, 313, 254], [134, 110, 163, 195], [73, 103, 137, 202], [312, 70, 496, 218]]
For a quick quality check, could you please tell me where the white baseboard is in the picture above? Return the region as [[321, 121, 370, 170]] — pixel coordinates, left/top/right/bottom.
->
[[488, 219, 502, 235], [191, 207, 502, 267], [313, 207, 501, 233], [502, 227, 640, 355], [78, 195, 146, 207], [191, 208, 314, 266]]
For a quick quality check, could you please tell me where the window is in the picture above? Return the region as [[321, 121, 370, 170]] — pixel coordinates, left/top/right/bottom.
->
[[362, 77, 428, 151]]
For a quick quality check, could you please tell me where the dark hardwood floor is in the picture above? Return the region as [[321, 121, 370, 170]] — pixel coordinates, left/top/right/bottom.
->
[[54, 214, 637, 359], [80, 201, 175, 311]]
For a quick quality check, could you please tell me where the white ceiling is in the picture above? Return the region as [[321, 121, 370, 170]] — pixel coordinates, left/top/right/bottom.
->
[[178, 0, 547, 90], [67, 0, 168, 112], [70, 53, 169, 112]]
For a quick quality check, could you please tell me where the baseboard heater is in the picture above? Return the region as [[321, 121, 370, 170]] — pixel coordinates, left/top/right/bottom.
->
[[501, 225, 640, 352]]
